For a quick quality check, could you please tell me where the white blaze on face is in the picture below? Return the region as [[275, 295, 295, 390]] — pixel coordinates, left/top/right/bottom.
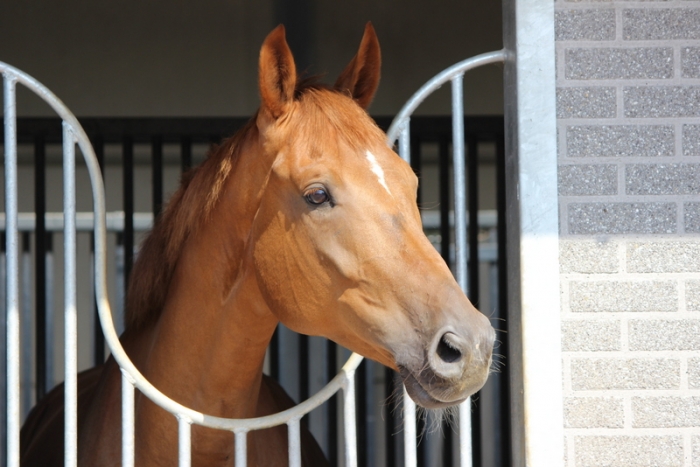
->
[[365, 150, 391, 195]]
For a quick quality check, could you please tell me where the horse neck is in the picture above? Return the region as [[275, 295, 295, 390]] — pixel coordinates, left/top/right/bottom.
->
[[135, 132, 279, 419]]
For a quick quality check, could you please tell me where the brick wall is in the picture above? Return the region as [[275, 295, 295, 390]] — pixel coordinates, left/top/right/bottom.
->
[[555, 1, 700, 465]]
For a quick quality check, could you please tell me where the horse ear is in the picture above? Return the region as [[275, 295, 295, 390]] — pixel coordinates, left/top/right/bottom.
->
[[259, 25, 297, 118], [334, 22, 381, 110]]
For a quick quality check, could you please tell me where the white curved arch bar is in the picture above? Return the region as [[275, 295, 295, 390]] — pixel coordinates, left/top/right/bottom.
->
[[0, 61, 363, 466], [386, 50, 505, 145], [384, 50, 505, 467]]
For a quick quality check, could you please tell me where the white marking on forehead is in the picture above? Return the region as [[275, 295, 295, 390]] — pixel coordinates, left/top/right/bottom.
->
[[365, 150, 392, 195]]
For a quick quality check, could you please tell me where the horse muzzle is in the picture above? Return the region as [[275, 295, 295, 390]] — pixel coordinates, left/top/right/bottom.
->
[[398, 322, 495, 409]]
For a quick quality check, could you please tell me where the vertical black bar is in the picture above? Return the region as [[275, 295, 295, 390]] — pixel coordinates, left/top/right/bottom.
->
[[438, 137, 451, 266], [152, 136, 164, 218], [467, 136, 482, 467], [442, 417, 454, 467], [0, 230, 6, 464], [270, 326, 280, 382], [356, 361, 367, 467], [467, 136, 480, 306], [181, 136, 192, 174], [93, 137, 105, 364], [299, 334, 309, 431], [33, 136, 47, 401], [123, 137, 134, 290], [383, 368, 396, 467], [410, 135, 422, 204], [327, 340, 338, 466], [495, 135, 512, 467]]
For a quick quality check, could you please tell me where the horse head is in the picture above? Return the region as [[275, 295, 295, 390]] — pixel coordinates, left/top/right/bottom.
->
[[250, 24, 495, 409]]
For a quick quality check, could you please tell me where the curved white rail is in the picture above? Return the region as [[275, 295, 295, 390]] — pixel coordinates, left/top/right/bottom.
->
[[386, 50, 505, 144], [3, 48, 505, 466], [384, 49, 505, 467]]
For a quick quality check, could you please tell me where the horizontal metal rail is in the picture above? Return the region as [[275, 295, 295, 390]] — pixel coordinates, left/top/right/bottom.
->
[[0, 209, 498, 232]]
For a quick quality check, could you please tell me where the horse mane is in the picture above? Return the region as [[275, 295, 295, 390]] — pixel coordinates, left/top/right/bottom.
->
[[124, 77, 372, 332]]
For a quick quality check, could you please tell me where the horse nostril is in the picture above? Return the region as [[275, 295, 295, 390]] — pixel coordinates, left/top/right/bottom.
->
[[436, 333, 463, 364]]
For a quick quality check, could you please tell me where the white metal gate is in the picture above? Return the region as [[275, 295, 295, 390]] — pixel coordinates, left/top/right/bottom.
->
[[1, 50, 504, 467]]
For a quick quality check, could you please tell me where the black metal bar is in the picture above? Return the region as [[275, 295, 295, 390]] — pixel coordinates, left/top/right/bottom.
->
[[495, 136, 512, 467], [181, 136, 192, 173], [122, 137, 134, 291], [384, 367, 396, 467], [467, 136, 482, 467], [326, 341, 338, 466], [298, 334, 309, 431], [152, 136, 164, 217], [356, 360, 367, 467], [439, 137, 451, 266], [33, 136, 47, 401], [441, 126, 455, 467], [411, 134, 422, 204], [270, 326, 280, 382]]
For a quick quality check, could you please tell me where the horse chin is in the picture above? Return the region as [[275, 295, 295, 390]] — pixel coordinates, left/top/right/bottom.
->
[[398, 365, 469, 410]]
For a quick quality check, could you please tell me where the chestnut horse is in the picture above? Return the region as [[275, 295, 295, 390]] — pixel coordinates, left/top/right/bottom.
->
[[20, 23, 495, 466]]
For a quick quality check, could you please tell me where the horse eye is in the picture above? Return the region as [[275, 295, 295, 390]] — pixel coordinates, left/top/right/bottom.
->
[[304, 187, 330, 206]]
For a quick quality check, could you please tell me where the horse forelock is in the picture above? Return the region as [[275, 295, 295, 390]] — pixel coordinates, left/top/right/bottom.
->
[[124, 82, 382, 332]]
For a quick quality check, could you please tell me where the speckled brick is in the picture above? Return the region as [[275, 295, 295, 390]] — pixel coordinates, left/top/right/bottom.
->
[[624, 86, 700, 118], [565, 397, 624, 428], [624, 8, 700, 40], [559, 164, 617, 196], [571, 358, 680, 390], [682, 47, 700, 78], [626, 164, 700, 195], [562, 320, 621, 351], [575, 436, 683, 467], [570, 280, 677, 312], [687, 203, 700, 233], [688, 281, 700, 312], [560, 239, 619, 274], [565, 47, 673, 80], [568, 202, 676, 235], [629, 320, 700, 351], [557, 87, 616, 119], [556, 10, 616, 41], [694, 436, 700, 467], [628, 241, 700, 273], [689, 358, 700, 389], [633, 397, 700, 427], [684, 125, 700, 156], [566, 125, 674, 158]]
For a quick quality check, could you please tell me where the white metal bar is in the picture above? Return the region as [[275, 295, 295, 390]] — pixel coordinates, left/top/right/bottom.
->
[[178, 416, 192, 467], [343, 375, 358, 467], [4, 70, 20, 467], [452, 75, 467, 292], [20, 242, 31, 419], [234, 430, 248, 467], [398, 120, 411, 164], [386, 51, 505, 144], [287, 418, 301, 467], [402, 387, 417, 467], [63, 122, 78, 467], [121, 371, 135, 467], [0, 211, 154, 232], [45, 249, 54, 388], [451, 74, 473, 467], [459, 401, 473, 467]]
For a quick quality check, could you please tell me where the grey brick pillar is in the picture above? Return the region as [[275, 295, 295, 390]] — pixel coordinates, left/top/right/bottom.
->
[[555, 1, 700, 465]]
